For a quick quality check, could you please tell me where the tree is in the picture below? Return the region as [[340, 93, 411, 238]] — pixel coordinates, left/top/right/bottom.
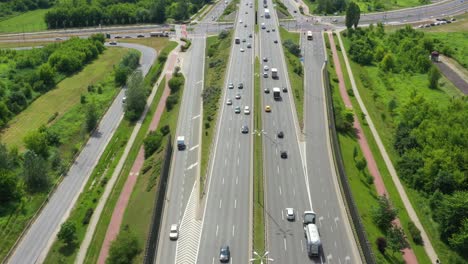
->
[[428, 65, 441, 89], [355, 157, 367, 174], [372, 195, 398, 231], [107, 229, 141, 264], [85, 103, 98, 133], [283, 39, 301, 57], [57, 221, 77, 246], [380, 53, 396, 72], [0, 170, 22, 205], [407, 221, 423, 245], [168, 76, 184, 93], [448, 218, 468, 257], [125, 71, 146, 121], [376, 237, 387, 255], [23, 150, 49, 191], [38, 63, 55, 87], [24, 130, 49, 158], [150, 0, 166, 23], [345, 2, 360, 29], [143, 131, 163, 158], [435, 191, 468, 244], [387, 225, 408, 254], [115, 66, 129, 86]]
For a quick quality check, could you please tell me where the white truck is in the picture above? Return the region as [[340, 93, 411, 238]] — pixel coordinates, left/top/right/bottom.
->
[[271, 68, 278, 79], [177, 136, 186, 150], [264, 9, 270, 18], [303, 211, 321, 257], [273, 87, 281, 100]]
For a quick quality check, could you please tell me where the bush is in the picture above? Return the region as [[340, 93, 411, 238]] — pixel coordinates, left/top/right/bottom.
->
[[376, 237, 387, 254], [408, 221, 423, 245], [144, 131, 163, 158], [82, 208, 94, 225], [107, 229, 141, 264], [160, 125, 170, 136], [166, 94, 178, 111], [283, 39, 301, 57]]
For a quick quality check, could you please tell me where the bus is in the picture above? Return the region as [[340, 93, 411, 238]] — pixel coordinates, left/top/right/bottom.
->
[[307, 31, 313, 40]]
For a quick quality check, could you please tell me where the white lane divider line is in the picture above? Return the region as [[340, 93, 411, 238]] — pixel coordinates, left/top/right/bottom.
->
[[189, 144, 199, 151], [219, 200, 222, 209], [186, 162, 198, 171], [192, 114, 200, 120], [234, 199, 237, 209], [232, 225, 235, 237]]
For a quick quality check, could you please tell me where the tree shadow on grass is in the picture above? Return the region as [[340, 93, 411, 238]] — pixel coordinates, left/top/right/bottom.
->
[[58, 241, 78, 257]]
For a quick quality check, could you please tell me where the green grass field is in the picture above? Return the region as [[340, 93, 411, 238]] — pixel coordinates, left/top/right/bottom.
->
[[1, 47, 128, 150], [253, 56, 265, 263], [303, 0, 423, 15], [279, 26, 304, 129], [200, 32, 232, 196], [0, 9, 49, 33], [339, 33, 465, 263]]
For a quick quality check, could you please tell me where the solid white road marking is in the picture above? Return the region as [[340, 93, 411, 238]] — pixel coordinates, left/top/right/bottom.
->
[[232, 225, 235, 237], [222, 178, 224, 184], [236, 177, 238, 185], [234, 199, 237, 209], [216, 225, 219, 237], [219, 200, 222, 209], [189, 144, 199, 151], [284, 238, 287, 251], [277, 165, 280, 174], [293, 188, 296, 196], [279, 186, 282, 195], [225, 158, 227, 166], [192, 114, 200, 120], [237, 157, 240, 165]]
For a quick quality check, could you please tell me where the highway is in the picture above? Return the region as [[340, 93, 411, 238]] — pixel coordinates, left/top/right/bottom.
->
[[196, 0, 254, 263], [258, 1, 314, 263], [6, 43, 156, 264]]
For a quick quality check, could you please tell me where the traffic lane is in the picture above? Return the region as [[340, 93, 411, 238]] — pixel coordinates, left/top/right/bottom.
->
[[302, 32, 360, 262]]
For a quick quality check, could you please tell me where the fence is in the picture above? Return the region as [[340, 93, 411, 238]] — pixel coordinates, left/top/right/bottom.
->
[[322, 63, 376, 264], [143, 135, 173, 264]]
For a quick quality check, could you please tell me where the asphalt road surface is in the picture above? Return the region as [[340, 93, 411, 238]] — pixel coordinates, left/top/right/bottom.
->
[[197, 0, 255, 263], [7, 42, 156, 264]]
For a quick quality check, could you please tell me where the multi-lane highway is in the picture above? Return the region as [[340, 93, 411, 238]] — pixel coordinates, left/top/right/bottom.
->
[[197, 0, 254, 263], [7, 43, 156, 264]]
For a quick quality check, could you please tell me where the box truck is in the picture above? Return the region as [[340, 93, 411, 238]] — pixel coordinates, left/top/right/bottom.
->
[[273, 87, 281, 100]]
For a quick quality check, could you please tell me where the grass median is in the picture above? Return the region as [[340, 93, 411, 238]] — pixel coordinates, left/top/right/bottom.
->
[[279, 26, 304, 130], [0, 9, 49, 33], [253, 57, 265, 262], [200, 30, 232, 197]]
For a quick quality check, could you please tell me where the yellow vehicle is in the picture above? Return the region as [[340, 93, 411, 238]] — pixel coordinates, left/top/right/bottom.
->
[[265, 105, 271, 112]]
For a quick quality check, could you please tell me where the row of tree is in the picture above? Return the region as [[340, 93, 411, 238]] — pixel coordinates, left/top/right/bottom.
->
[[0, 35, 104, 127], [44, 0, 211, 29], [0, 0, 54, 19]]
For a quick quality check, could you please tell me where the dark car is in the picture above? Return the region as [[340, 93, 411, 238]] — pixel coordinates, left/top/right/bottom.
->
[[238, 82, 244, 89], [137, 34, 145, 38], [241, 125, 249, 134], [219, 246, 230, 262], [124, 36, 132, 38], [114, 36, 122, 39], [274, 39, 278, 43], [280, 151, 288, 159], [277, 131, 284, 138], [282, 87, 288, 92], [264, 88, 270, 93]]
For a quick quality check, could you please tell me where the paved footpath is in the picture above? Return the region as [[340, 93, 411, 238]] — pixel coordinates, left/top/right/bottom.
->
[[76, 43, 180, 264], [328, 32, 419, 263]]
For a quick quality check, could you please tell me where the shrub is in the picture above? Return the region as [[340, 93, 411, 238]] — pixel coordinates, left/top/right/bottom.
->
[[408, 221, 423, 245], [376, 237, 387, 254], [144, 131, 163, 158], [82, 208, 94, 225], [160, 125, 170, 136], [166, 94, 178, 111]]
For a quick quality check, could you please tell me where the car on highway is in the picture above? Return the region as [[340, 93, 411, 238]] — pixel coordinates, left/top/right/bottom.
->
[[114, 36, 122, 39], [244, 24, 247, 28], [55, 37, 63, 41], [219, 246, 231, 262], [266, 29, 270, 32], [228, 82, 234, 89], [272, 28, 275, 32], [263, 72, 268, 78], [234, 106, 241, 114], [264, 65, 269, 71], [283, 87, 288, 92], [242, 38, 246, 42], [263, 57, 268, 62], [332, 19, 338, 22], [247, 43, 251, 48], [238, 82, 244, 89], [240, 48, 245, 52], [249, 33, 252, 38], [286, 208, 295, 221], [169, 224, 179, 240], [226, 99, 232, 105], [109, 41, 117, 45], [241, 125, 249, 134], [137, 34, 145, 38], [244, 106, 250, 114], [261, 23, 266, 29], [280, 151, 288, 159], [235, 93, 241, 99], [273, 39, 278, 43], [240, 20, 243, 24], [122, 96, 127, 103], [264, 88, 270, 93], [265, 105, 271, 112], [245, 11, 248, 14], [277, 131, 284, 138]]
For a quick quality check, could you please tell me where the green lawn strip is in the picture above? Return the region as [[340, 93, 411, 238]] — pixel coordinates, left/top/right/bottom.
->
[[334, 33, 431, 263], [218, 0, 239, 21], [0, 9, 49, 33], [84, 78, 167, 264], [273, 0, 292, 19], [200, 31, 232, 196], [1, 48, 128, 150], [120, 75, 185, 263], [279, 26, 304, 129], [426, 32, 468, 69], [0, 41, 55, 48], [302, 0, 423, 15], [253, 57, 265, 262], [340, 34, 465, 263]]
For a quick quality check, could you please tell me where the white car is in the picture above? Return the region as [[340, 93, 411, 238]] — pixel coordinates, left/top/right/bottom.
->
[[226, 99, 232, 105], [240, 20, 243, 24], [240, 48, 245, 52], [286, 208, 295, 221], [244, 106, 250, 115], [263, 57, 268, 62], [235, 93, 241, 99], [169, 224, 179, 240], [263, 72, 268, 78], [264, 65, 269, 71]]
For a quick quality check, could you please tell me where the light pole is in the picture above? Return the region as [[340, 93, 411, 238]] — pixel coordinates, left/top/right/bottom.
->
[[250, 251, 274, 264]]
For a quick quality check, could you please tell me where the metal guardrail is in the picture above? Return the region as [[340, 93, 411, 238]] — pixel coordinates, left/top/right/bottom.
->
[[321, 63, 376, 264], [143, 135, 173, 264]]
